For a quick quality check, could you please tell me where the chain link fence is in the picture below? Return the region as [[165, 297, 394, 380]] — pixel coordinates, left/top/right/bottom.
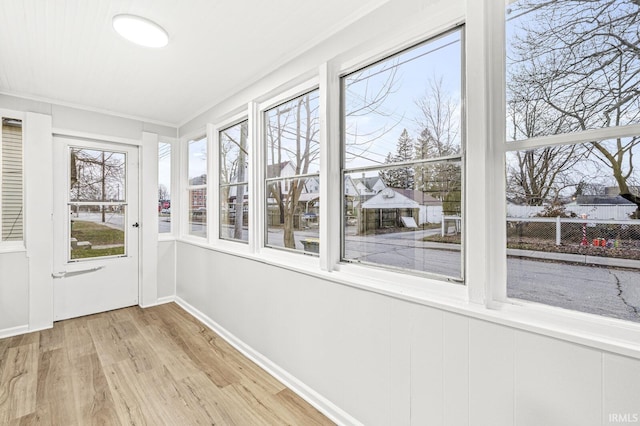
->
[[507, 217, 640, 261]]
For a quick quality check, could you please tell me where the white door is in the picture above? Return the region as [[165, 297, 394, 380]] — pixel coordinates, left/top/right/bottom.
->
[[52, 137, 139, 321]]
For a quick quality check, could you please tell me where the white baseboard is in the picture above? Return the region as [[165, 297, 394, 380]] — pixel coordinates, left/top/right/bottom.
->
[[174, 296, 361, 426], [140, 295, 175, 308], [0, 324, 30, 339]]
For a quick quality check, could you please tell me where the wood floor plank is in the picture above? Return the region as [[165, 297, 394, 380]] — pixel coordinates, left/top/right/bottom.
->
[[35, 348, 77, 425], [137, 321, 203, 380], [0, 343, 38, 422], [0, 303, 334, 425], [70, 353, 119, 425], [37, 325, 64, 354]]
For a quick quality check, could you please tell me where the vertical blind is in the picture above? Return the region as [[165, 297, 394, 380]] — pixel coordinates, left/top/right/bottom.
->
[[1, 119, 23, 241]]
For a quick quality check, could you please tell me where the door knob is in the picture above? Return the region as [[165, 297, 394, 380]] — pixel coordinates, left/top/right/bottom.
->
[[132, 222, 140, 228]]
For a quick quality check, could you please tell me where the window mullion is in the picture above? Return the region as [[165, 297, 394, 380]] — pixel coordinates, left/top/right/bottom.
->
[[249, 101, 262, 253], [465, 0, 506, 305], [208, 123, 218, 245], [320, 61, 341, 271]]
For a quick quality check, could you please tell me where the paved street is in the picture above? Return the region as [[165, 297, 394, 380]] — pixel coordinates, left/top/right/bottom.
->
[[507, 258, 640, 322], [343, 227, 640, 322]]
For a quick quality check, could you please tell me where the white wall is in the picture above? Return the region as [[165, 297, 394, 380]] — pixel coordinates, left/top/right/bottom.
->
[[176, 242, 640, 425], [158, 240, 176, 299], [0, 251, 28, 334]]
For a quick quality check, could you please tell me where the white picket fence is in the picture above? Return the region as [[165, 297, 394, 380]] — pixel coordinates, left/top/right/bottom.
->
[[507, 204, 636, 220]]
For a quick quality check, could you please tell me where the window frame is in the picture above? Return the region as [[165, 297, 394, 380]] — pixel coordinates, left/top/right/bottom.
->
[[0, 109, 25, 251], [257, 79, 322, 263], [338, 25, 466, 283], [181, 130, 209, 241], [212, 110, 251, 248], [158, 138, 175, 239], [484, 0, 640, 348], [498, 0, 640, 317]]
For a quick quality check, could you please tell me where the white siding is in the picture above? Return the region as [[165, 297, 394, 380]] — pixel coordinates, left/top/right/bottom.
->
[[1, 122, 23, 241]]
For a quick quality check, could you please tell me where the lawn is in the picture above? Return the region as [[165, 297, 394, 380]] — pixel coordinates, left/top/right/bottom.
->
[[71, 220, 125, 259]]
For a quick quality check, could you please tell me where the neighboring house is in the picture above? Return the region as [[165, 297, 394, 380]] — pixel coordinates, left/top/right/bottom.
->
[[604, 185, 640, 197], [352, 176, 387, 200], [575, 194, 635, 205], [359, 188, 420, 232], [189, 174, 207, 211], [393, 188, 443, 224]]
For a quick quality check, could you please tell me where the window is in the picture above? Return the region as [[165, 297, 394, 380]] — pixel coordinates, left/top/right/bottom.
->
[[219, 120, 249, 243], [158, 142, 171, 233], [264, 90, 320, 254], [187, 136, 207, 238], [341, 28, 464, 281], [69, 147, 126, 260], [505, 0, 640, 322], [1, 117, 23, 243]]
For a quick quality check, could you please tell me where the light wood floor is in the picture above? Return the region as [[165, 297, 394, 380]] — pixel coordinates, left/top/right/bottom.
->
[[0, 303, 334, 425]]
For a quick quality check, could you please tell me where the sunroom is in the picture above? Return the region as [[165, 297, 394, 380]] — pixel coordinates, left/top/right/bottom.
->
[[1, 1, 639, 425]]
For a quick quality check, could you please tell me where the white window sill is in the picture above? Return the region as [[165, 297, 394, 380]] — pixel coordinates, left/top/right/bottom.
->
[[0, 243, 26, 254], [158, 234, 176, 242]]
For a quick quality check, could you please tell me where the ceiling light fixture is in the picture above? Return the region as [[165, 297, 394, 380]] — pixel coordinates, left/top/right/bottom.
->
[[112, 14, 169, 48]]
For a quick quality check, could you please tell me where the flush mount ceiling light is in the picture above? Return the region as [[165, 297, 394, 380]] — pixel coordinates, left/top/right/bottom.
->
[[112, 14, 169, 48]]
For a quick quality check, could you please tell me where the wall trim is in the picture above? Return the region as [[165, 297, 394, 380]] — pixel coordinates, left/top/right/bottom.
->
[[139, 296, 175, 308], [174, 297, 362, 426], [0, 325, 30, 339]]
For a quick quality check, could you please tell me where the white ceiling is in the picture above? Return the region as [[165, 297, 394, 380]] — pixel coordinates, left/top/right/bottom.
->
[[0, 0, 388, 127]]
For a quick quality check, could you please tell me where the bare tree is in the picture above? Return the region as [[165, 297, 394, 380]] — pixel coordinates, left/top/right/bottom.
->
[[343, 60, 402, 166], [505, 85, 584, 205], [70, 149, 125, 222], [413, 77, 462, 216], [508, 0, 640, 215], [266, 93, 320, 249], [220, 121, 249, 240], [158, 184, 169, 202]]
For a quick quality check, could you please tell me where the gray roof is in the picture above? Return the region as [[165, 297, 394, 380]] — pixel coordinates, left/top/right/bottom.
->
[[576, 195, 634, 205]]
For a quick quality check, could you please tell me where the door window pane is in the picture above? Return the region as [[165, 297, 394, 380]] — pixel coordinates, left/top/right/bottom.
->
[[70, 205, 126, 260], [70, 148, 125, 202], [68, 147, 127, 261]]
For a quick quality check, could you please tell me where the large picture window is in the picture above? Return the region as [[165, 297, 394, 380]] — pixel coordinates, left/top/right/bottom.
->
[[187, 136, 207, 238], [264, 90, 320, 254], [341, 28, 464, 281], [505, 0, 640, 322], [219, 120, 249, 243], [1, 117, 23, 243]]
